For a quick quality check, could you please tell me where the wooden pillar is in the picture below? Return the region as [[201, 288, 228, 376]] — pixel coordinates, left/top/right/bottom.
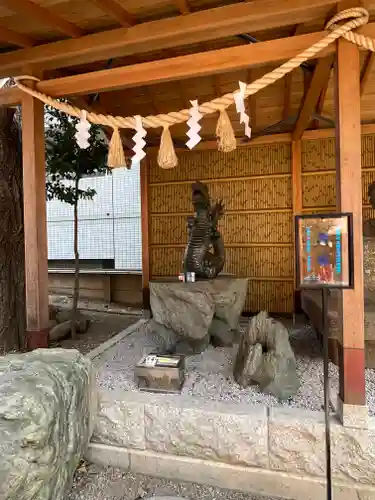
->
[[334, 38, 365, 407], [292, 140, 302, 312], [140, 157, 150, 310], [22, 90, 49, 349]]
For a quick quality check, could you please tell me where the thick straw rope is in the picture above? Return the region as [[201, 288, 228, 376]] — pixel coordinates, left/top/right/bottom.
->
[[11, 7, 374, 166]]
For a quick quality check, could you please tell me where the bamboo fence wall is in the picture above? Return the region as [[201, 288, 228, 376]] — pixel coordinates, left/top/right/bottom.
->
[[147, 134, 375, 313], [148, 144, 294, 313]]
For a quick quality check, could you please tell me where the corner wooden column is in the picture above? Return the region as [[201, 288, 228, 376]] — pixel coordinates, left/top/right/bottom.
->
[[335, 38, 365, 407], [22, 90, 49, 349], [140, 157, 150, 311]]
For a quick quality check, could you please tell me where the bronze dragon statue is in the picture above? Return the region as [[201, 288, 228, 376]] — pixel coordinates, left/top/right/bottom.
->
[[183, 181, 225, 279]]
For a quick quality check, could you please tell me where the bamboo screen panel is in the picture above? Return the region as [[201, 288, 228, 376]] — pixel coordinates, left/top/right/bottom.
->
[[301, 134, 375, 222], [148, 145, 294, 313]]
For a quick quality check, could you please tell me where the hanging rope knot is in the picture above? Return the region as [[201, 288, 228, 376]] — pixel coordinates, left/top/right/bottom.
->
[[325, 7, 369, 32]]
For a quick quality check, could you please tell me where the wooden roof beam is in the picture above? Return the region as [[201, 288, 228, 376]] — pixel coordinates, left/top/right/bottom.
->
[[293, 56, 334, 140], [0, 25, 36, 47], [90, 0, 136, 27], [0, 0, 341, 77], [2, 0, 84, 38], [33, 33, 338, 98]]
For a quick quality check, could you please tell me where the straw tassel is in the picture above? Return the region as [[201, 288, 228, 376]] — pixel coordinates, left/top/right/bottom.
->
[[108, 127, 126, 168], [216, 109, 237, 153], [158, 126, 178, 169]]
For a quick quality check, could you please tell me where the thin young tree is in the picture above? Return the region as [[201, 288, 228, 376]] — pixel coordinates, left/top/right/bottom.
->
[[45, 106, 108, 338]]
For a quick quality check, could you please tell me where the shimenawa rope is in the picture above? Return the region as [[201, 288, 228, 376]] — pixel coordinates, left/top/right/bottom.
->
[[12, 7, 373, 168]]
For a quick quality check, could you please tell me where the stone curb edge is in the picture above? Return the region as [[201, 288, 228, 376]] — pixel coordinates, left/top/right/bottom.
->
[[86, 319, 148, 360], [84, 443, 375, 500]]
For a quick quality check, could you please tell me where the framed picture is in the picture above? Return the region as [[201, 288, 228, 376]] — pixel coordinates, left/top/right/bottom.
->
[[295, 213, 354, 289]]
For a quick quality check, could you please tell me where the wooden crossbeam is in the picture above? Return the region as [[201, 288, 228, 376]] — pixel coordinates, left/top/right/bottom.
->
[[17, 32, 338, 99], [0, 0, 341, 77], [293, 56, 334, 139], [90, 0, 136, 27], [0, 25, 36, 47], [2, 0, 84, 38]]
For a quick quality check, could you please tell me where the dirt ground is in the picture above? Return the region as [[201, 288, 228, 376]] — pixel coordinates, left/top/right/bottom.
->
[[52, 310, 141, 355], [69, 463, 279, 500]]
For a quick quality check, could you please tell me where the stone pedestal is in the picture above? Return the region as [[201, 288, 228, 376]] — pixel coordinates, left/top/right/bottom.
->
[[149, 277, 248, 354]]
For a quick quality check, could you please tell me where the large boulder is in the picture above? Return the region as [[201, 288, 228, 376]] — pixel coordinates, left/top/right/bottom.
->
[[234, 311, 299, 400], [150, 277, 248, 354], [0, 349, 96, 500]]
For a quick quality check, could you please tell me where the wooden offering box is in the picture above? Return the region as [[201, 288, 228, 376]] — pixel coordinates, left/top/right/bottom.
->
[[135, 353, 186, 394]]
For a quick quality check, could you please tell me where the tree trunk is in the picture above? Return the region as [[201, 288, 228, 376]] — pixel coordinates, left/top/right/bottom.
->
[[0, 103, 26, 353], [71, 177, 80, 339]]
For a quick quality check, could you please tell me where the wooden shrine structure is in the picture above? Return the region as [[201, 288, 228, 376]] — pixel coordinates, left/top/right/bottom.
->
[[0, 0, 374, 414]]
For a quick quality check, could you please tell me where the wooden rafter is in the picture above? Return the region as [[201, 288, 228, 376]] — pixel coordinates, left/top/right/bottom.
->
[[0, 25, 36, 47], [2, 0, 84, 38], [90, 0, 136, 27], [360, 52, 375, 96], [173, 0, 190, 15], [0, 0, 343, 77], [311, 74, 330, 128], [293, 56, 334, 140]]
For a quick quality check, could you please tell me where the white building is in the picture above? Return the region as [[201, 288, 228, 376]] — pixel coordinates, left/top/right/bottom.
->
[[47, 163, 142, 271]]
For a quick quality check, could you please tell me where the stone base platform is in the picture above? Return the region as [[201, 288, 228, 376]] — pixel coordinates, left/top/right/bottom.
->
[[87, 388, 375, 500], [86, 320, 375, 500]]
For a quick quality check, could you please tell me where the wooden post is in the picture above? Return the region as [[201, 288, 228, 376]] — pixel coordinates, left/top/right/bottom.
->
[[292, 140, 302, 312], [335, 38, 366, 407], [140, 157, 150, 311], [22, 89, 50, 349]]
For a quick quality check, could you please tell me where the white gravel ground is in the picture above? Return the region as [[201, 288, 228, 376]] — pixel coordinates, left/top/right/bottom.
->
[[92, 317, 375, 415], [68, 464, 281, 500]]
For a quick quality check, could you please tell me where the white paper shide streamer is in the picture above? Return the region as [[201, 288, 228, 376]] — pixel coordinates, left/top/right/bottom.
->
[[132, 115, 147, 162], [186, 100, 202, 149], [234, 81, 251, 138], [75, 110, 91, 149]]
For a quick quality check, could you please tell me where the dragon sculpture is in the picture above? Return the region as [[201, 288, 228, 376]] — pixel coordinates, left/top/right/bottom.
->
[[183, 181, 225, 279]]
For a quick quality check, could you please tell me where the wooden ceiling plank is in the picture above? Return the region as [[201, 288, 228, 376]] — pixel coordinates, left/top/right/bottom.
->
[[0, 25, 36, 47], [0, 0, 341, 77], [360, 52, 375, 96], [32, 32, 337, 98], [293, 55, 334, 140], [90, 0, 136, 27], [2, 0, 84, 38]]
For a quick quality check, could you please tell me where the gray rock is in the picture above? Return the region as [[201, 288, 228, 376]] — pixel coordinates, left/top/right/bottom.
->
[[234, 342, 263, 387], [150, 278, 248, 349], [49, 320, 72, 341], [209, 317, 235, 347], [234, 311, 299, 400], [147, 319, 178, 353], [0, 349, 95, 500], [56, 310, 90, 332], [174, 336, 210, 355], [150, 282, 215, 341]]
